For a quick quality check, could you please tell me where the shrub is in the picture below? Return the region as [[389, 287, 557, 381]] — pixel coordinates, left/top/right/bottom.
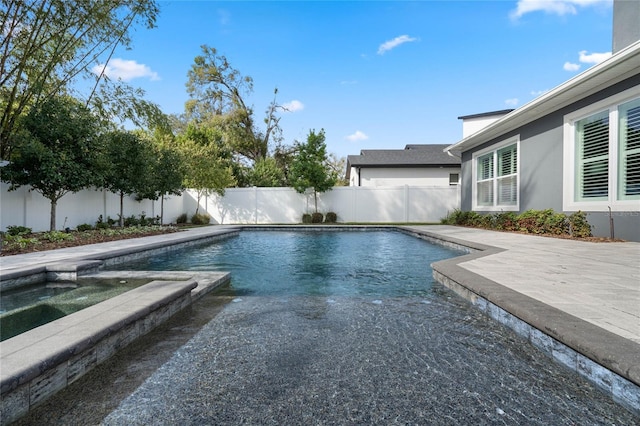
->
[[139, 212, 150, 226], [444, 208, 589, 239], [42, 231, 75, 243], [311, 212, 324, 223], [325, 212, 338, 223], [6, 225, 32, 236], [568, 211, 592, 238], [191, 213, 211, 225], [449, 210, 484, 227], [123, 215, 140, 227], [517, 210, 542, 234], [3, 234, 39, 250], [176, 213, 188, 224], [302, 213, 312, 224], [475, 214, 493, 229], [517, 209, 568, 235], [77, 223, 93, 232], [541, 210, 568, 235], [95, 221, 110, 230], [493, 212, 518, 231]]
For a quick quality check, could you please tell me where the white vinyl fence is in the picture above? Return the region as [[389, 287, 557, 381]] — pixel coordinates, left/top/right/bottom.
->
[[1, 182, 460, 232]]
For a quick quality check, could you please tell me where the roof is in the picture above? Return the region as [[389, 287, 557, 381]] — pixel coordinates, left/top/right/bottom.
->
[[457, 109, 514, 120], [445, 40, 640, 154], [347, 144, 460, 168]]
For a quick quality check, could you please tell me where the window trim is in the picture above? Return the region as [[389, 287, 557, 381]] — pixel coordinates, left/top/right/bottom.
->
[[563, 86, 640, 212], [472, 136, 520, 212]]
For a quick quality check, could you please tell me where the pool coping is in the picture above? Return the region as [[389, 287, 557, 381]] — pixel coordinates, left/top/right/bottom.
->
[[398, 226, 640, 414]]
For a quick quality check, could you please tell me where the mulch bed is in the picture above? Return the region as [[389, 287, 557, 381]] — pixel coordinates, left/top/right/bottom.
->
[[1, 228, 181, 256]]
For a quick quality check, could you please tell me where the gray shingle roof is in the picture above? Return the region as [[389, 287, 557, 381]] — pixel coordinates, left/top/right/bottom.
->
[[347, 144, 460, 168]]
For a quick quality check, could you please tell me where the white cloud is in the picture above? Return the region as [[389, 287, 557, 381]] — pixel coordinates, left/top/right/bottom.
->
[[564, 61, 581, 71], [510, 0, 611, 20], [281, 100, 304, 112], [92, 58, 159, 82], [345, 131, 369, 142], [505, 98, 519, 107], [578, 50, 612, 64], [563, 50, 611, 72], [377, 35, 418, 55]]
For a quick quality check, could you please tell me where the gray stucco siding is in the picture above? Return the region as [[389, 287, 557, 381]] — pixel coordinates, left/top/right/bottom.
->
[[459, 75, 640, 241]]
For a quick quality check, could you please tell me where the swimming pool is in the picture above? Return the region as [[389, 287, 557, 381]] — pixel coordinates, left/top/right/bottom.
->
[[94, 230, 638, 424], [116, 230, 461, 297]]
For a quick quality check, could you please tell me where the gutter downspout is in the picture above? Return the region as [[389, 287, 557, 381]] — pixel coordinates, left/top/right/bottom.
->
[[446, 150, 461, 159]]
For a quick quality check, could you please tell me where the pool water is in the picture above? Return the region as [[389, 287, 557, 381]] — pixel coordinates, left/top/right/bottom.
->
[[0, 278, 150, 341], [117, 230, 461, 297]]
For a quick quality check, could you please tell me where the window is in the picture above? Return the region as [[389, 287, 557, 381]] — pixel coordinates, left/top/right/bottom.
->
[[564, 88, 640, 211], [449, 173, 460, 185], [575, 111, 609, 201], [473, 138, 519, 211], [618, 98, 640, 200]]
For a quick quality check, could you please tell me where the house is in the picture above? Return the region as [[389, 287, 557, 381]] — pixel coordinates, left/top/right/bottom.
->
[[444, 0, 640, 241], [346, 144, 461, 187], [458, 109, 514, 138]]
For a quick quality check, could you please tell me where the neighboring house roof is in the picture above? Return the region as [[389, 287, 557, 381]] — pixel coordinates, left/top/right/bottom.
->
[[445, 40, 640, 154], [347, 144, 460, 168]]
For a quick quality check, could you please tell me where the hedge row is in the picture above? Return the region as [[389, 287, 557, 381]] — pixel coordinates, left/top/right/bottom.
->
[[441, 209, 592, 238]]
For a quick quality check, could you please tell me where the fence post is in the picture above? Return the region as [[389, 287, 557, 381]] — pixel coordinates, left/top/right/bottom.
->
[[404, 185, 409, 223]]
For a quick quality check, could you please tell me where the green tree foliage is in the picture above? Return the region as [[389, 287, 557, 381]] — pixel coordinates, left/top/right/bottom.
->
[[101, 130, 156, 227], [327, 153, 348, 186], [179, 139, 236, 215], [185, 45, 283, 166], [289, 129, 337, 213], [0, 0, 163, 159], [177, 119, 237, 210], [248, 157, 286, 187], [137, 143, 185, 224], [0, 95, 104, 231]]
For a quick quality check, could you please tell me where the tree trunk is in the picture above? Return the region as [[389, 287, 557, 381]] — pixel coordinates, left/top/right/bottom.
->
[[160, 194, 165, 225], [50, 198, 57, 231], [314, 190, 318, 213], [195, 190, 201, 215], [119, 191, 124, 227]]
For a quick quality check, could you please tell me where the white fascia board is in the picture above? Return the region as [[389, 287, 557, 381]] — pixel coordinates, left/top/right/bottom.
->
[[445, 40, 640, 154]]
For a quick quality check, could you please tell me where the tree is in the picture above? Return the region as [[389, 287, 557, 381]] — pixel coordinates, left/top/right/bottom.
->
[[327, 153, 349, 186], [102, 130, 155, 227], [180, 139, 236, 215], [0, 95, 104, 231], [248, 157, 285, 187], [185, 45, 283, 165], [289, 129, 337, 213], [135, 141, 185, 224], [0, 0, 162, 159]]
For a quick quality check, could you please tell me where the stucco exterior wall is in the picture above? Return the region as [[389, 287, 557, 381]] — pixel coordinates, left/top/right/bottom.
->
[[613, 0, 640, 53], [350, 167, 460, 187], [462, 115, 505, 138], [459, 75, 640, 241]]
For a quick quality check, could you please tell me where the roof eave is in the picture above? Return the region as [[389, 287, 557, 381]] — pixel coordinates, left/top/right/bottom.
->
[[445, 40, 640, 154]]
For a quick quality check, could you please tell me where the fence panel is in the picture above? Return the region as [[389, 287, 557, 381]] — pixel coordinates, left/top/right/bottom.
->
[[1, 183, 459, 232]]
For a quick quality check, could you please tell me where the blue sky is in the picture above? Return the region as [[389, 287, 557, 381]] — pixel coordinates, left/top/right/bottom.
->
[[98, 0, 614, 159]]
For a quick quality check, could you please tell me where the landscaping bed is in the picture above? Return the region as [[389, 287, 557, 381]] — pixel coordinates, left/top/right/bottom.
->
[[1, 226, 180, 256]]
